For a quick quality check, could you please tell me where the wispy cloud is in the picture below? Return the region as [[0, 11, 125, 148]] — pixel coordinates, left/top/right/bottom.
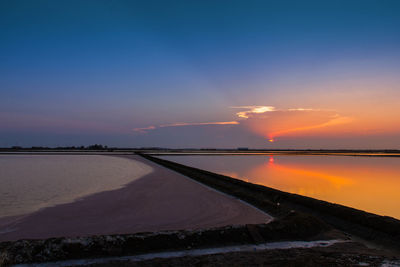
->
[[134, 121, 239, 133], [160, 121, 239, 127], [133, 105, 352, 142], [133, 126, 156, 133], [231, 106, 276, 118]]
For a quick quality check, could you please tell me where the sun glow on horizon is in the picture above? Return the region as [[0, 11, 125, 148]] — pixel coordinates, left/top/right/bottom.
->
[[132, 103, 400, 147]]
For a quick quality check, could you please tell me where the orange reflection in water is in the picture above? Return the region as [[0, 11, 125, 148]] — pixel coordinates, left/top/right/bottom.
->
[[162, 155, 400, 219], [246, 156, 400, 219]]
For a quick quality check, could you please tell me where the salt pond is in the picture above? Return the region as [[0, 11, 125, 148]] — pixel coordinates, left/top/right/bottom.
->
[[0, 155, 153, 218], [160, 155, 400, 219]]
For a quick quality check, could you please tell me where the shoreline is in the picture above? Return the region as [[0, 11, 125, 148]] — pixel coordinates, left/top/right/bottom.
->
[[1, 149, 400, 158], [145, 150, 400, 157]]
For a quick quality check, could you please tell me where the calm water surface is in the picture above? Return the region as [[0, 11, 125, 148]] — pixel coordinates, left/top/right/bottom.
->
[[160, 155, 400, 219], [0, 155, 152, 218]]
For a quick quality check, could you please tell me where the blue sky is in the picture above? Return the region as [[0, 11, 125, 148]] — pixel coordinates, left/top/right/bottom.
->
[[1, 0, 400, 148]]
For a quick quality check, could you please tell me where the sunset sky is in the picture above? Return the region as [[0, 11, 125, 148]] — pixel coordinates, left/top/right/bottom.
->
[[1, 0, 400, 148]]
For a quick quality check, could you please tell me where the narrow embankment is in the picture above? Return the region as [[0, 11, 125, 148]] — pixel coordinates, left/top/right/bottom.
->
[[138, 153, 400, 251]]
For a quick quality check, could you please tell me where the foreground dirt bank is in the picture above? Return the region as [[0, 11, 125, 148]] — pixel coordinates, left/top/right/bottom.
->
[[0, 212, 344, 265], [2, 212, 398, 266]]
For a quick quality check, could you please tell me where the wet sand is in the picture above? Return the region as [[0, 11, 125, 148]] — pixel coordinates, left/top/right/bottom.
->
[[0, 155, 271, 241]]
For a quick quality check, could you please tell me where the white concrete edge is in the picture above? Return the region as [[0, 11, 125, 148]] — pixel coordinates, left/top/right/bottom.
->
[[14, 239, 347, 267]]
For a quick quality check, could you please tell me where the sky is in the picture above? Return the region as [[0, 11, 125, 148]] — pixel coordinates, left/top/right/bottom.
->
[[1, 0, 400, 148]]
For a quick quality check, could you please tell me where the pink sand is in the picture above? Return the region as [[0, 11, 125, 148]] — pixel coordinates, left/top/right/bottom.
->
[[0, 155, 272, 241]]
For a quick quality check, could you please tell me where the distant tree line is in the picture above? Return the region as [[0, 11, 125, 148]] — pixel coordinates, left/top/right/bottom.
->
[[1, 144, 110, 151]]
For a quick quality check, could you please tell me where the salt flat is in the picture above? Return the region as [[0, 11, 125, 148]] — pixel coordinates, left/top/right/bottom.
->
[[0, 155, 271, 241], [0, 155, 153, 218]]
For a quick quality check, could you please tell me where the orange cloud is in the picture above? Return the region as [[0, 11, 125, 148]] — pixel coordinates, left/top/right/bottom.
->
[[237, 106, 352, 140]]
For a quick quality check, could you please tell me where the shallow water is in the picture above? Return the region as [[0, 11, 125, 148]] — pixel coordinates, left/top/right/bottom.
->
[[0, 155, 152, 217], [160, 155, 400, 219]]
